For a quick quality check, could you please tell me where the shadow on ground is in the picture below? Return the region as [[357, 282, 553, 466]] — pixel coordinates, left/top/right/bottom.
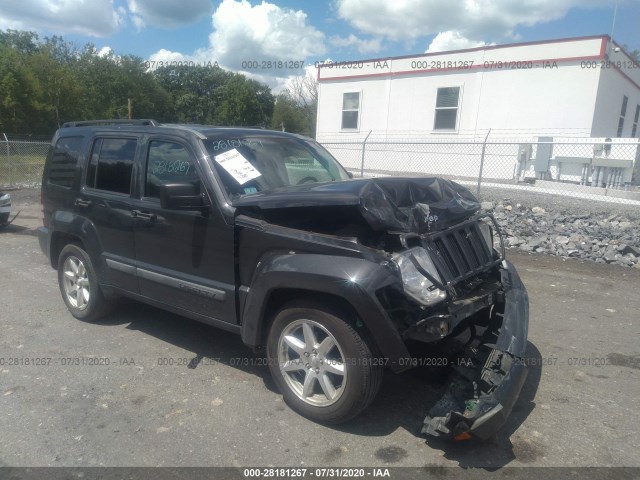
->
[[0, 223, 32, 235], [94, 299, 281, 391], [95, 300, 541, 468]]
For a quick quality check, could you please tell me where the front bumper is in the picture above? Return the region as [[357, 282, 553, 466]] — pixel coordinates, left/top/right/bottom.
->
[[0, 195, 10, 225], [422, 260, 529, 440]]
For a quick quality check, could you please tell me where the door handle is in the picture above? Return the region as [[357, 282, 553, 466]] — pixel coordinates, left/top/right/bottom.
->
[[74, 198, 92, 208], [131, 210, 157, 221]]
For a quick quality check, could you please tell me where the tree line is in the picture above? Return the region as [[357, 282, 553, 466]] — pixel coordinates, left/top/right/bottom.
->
[[0, 30, 317, 137]]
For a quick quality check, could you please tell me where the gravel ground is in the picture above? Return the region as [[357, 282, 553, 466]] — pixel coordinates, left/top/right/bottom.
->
[[477, 186, 640, 222], [1, 212, 639, 469], [1, 186, 639, 478]]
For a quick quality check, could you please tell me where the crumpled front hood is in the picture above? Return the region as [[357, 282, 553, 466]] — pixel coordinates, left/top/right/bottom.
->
[[232, 177, 480, 233]]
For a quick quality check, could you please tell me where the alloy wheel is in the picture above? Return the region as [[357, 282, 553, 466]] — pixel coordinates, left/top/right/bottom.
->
[[277, 319, 347, 407], [62, 256, 90, 310]]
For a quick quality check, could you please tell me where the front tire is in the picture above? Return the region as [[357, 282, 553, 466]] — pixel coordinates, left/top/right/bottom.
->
[[267, 302, 383, 424], [57, 244, 111, 322]]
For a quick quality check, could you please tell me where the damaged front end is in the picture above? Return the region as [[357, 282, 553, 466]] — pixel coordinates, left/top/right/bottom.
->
[[233, 175, 528, 440], [383, 213, 529, 441], [420, 261, 529, 440]]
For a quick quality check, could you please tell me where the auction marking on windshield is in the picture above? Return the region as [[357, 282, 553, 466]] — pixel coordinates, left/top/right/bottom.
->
[[215, 148, 261, 184]]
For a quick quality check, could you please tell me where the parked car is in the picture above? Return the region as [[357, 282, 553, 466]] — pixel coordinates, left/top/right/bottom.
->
[[38, 119, 529, 440], [0, 191, 12, 227]]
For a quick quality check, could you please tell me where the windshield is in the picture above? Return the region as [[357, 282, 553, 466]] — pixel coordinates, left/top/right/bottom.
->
[[204, 134, 350, 197]]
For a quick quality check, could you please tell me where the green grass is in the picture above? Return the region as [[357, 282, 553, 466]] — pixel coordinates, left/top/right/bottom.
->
[[0, 153, 48, 186]]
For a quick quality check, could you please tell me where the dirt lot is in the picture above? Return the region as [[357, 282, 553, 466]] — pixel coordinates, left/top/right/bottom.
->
[[0, 189, 639, 470]]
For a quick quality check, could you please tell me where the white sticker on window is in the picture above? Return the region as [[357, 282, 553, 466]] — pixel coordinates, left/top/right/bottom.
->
[[214, 148, 261, 185]]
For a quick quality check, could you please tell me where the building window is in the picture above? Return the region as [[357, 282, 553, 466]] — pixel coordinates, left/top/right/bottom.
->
[[86, 138, 137, 195], [616, 95, 628, 137], [631, 105, 640, 138], [341, 92, 360, 130], [434, 87, 460, 131]]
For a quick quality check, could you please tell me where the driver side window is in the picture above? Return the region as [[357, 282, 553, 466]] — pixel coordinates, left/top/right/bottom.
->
[[144, 141, 200, 199]]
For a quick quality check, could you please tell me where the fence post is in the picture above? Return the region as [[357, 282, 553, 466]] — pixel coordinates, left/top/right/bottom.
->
[[476, 129, 491, 197], [2, 133, 11, 187], [360, 130, 372, 177]]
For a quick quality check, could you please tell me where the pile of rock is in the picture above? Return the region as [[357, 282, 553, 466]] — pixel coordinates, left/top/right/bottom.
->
[[482, 200, 640, 268]]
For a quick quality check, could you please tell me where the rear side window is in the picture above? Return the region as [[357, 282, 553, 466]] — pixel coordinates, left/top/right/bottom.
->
[[48, 136, 82, 187], [86, 138, 137, 195], [144, 141, 200, 199]]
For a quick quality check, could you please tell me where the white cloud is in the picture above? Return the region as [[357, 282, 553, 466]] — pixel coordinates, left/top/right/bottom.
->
[[126, 0, 212, 29], [97, 46, 114, 57], [0, 0, 125, 37], [208, 0, 326, 69], [146, 0, 326, 88], [148, 49, 194, 64], [335, 0, 611, 41], [329, 34, 383, 54], [426, 31, 489, 53], [131, 14, 145, 31]]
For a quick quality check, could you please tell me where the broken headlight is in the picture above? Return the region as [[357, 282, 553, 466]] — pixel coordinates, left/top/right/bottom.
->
[[393, 247, 446, 306]]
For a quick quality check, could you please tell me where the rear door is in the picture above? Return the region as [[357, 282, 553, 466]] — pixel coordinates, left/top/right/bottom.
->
[[130, 137, 236, 323], [79, 135, 140, 292]]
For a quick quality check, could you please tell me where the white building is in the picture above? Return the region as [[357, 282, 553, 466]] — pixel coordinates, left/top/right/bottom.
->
[[316, 35, 640, 140], [315, 35, 640, 188]]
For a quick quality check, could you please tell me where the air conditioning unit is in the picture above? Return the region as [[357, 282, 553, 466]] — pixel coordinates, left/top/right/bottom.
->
[[593, 143, 604, 156], [516, 144, 533, 181], [518, 144, 532, 161], [595, 138, 613, 157]]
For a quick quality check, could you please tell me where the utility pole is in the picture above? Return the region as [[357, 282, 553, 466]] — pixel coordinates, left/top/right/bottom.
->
[[128, 98, 132, 120], [610, 0, 618, 42]]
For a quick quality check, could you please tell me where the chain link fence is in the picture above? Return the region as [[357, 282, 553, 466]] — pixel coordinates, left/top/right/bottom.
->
[[320, 134, 640, 205], [2, 132, 640, 208], [0, 134, 51, 188]]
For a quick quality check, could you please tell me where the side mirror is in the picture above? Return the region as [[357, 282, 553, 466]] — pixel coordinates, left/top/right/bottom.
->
[[159, 183, 208, 211], [347, 171, 354, 178]]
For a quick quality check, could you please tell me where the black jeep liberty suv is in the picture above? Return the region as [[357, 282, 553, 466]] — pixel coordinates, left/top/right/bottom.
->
[[38, 119, 529, 440]]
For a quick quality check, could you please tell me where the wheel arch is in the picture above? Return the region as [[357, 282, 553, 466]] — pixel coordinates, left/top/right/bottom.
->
[[239, 253, 411, 373], [47, 213, 102, 270], [257, 289, 364, 345], [50, 231, 85, 269]]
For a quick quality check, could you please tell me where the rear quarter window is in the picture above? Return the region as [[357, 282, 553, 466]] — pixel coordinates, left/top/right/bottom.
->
[[47, 136, 83, 188]]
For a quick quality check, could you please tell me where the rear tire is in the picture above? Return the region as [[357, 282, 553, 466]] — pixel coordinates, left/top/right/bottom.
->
[[57, 244, 112, 322], [267, 301, 383, 424]]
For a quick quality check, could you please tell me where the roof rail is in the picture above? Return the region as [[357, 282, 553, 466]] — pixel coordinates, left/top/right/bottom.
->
[[157, 124, 207, 140], [61, 119, 160, 128]]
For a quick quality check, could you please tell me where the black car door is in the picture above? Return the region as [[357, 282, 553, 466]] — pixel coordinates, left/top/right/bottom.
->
[[79, 135, 140, 293], [130, 137, 236, 323]]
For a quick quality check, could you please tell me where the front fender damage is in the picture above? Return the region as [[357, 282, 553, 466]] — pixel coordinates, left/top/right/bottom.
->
[[422, 260, 529, 440]]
